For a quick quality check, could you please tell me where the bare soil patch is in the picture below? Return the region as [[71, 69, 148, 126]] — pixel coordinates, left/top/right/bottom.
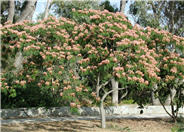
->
[[1, 118, 175, 132]]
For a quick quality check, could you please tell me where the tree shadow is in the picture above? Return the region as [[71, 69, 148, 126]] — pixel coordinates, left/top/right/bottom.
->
[[2, 120, 100, 132]]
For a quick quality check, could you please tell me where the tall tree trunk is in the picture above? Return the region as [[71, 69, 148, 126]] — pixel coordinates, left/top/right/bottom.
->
[[120, 0, 126, 13], [7, 0, 15, 23], [111, 78, 119, 105], [16, 0, 37, 22], [14, 0, 37, 72], [44, 0, 52, 19]]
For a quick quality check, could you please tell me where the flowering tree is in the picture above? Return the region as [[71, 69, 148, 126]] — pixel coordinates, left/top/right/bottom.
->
[[70, 9, 163, 127], [1, 8, 184, 127]]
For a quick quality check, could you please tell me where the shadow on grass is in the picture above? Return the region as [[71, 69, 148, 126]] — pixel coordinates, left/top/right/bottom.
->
[[1, 120, 100, 132], [24, 121, 97, 131]]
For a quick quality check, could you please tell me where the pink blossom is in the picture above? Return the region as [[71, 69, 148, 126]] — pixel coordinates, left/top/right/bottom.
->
[[70, 102, 76, 107], [45, 81, 50, 86], [20, 80, 26, 86]]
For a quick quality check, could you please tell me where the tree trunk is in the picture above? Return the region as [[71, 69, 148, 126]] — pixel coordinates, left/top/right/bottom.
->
[[165, 95, 171, 105], [100, 102, 106, 128], [165, 89, 177, 105], [16, 0, 37, 22], [14, 0, 37, 72], [151, 84, 160, 105], [14, 52, 23, 72], [44, 0, 52, 19], [111, 78, 118, 105], [100, 87, 125, 128], [7, 0, 15, 23], [170, 1, 175, 34], [120, 0, 126, 13], [96, 74, 100, 97]]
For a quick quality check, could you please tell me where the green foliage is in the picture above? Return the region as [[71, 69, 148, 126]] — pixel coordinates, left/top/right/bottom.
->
[[120, 99, 135, 105], [129, 1, 184, 36], [100, 0, 119, 13], [51, 0, 101, 18]]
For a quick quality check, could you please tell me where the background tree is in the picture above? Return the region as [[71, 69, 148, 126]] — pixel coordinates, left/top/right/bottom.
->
[[120, 0, 127, 13], [43, 0, 52, 19], [50, 0, 101, 18], [1, 0, 38, 24], [100, 0, 118, 13], [129, 1, 184, 36]]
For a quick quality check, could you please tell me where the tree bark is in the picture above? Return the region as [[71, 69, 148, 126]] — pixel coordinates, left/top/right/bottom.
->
[[120, 0, 126, 13], [111, 78, 119, 105], [7, 0, 15, 23], [16, 0, 37, 22]]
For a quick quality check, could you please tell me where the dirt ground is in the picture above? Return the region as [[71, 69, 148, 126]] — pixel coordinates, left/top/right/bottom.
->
[[1, 118, 175, 132]]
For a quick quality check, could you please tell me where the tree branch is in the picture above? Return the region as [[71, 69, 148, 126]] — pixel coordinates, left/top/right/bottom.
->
[[149, 1, 160, 23], [44, 0, 52, 19], [98, 78, 112, 90], [101, 87, 107, 94], [101, 88, 126, 103], [120, 88, 128, 100], [159, 98, 173, 118]]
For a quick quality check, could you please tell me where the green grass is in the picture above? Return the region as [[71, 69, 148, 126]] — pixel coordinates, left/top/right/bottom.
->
[[171, 117, 184, 132], [119, 99, 135, 105], [107, 123, 132, 132]]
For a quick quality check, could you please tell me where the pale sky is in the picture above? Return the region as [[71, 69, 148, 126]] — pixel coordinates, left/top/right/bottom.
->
[[33, 0, 134, 24]]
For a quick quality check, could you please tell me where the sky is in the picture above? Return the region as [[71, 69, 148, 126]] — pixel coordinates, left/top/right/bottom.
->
[[33, 0, 134, 24]]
